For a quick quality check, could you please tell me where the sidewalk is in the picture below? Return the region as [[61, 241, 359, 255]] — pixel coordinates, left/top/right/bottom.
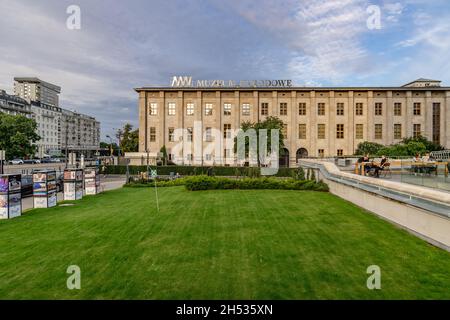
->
[[22, 177, 126, 211]]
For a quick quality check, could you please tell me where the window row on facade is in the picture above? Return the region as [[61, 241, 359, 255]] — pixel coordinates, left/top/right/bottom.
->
[[148, 123, 424, 142], [148, 102, 439, 117]]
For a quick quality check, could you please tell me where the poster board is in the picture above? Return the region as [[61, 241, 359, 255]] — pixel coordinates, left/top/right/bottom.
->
[[84, 167, 100, 195], [63, 169, 83, 200], [0, 174, 22, 219], [33, 170, 57, 208]]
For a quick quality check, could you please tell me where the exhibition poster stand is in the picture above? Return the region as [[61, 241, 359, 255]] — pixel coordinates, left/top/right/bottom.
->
[[64, 169, 84, 200], [33, 170, 57, 208], [0, 174, 22, 219], [84, 167, 100, 195]]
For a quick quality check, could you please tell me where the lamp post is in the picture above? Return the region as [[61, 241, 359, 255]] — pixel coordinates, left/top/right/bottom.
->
[[106, 134, 114, 165]]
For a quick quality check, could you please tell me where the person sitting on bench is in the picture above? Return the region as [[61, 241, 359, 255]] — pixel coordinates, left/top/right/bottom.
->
[[373, 155, 388, 178]]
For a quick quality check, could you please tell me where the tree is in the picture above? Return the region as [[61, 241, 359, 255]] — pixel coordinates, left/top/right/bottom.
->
[[119, 123, 139, 153], [354, 141, 384, 156], [401, 136, 443, 153], [234, 116, 285, 166], [0, 113, 40, 160]]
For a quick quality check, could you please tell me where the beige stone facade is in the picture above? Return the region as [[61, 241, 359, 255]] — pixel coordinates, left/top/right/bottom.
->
[[135, 79, 450, 167]]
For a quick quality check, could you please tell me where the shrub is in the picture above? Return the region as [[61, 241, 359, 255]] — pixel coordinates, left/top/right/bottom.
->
[[184, 176, 328, 192]]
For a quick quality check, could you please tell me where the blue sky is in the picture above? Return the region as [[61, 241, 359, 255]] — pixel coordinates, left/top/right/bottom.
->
[[1, 0, 449, 142]]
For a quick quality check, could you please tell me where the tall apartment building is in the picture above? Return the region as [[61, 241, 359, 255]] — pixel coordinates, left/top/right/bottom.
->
[[14, 77, 61, 107], [9, 77, 100, 157], [135, 78, 450, 167], [60, 109, 101, 157], [0, 89, 32, 118]]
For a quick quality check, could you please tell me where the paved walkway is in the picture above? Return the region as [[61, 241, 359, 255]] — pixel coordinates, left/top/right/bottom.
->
[[22, 176, 126, 211]]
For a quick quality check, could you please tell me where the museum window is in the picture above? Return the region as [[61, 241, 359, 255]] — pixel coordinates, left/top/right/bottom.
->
[[261, 102, 269, 116], [298, 124, 306, 139], [279, 103, 288, 116], [149, 102, 157, 115], [374, 124, 383, 139], [394, 103, 402, 116], [168, 102, 176, 115], [337, 149, 343, 157], [224, 103, 232, 115], [298, 102, 306, 115], [336, 103, 344, 116], [432, 103, 441, 144], [149, 127, 156, 142], [413, 124, 421, 138], [187, 127, 193, 142], [336, 124, 344, 139], [205, 127, 212, 142], [186, 103, 194, 116], [187, 154, 193, 161], [317, 103, 325, 116], [205, 154, 212, 161], [224, 124, 231, 139], [413, 102, 421, 116], [318, 149, 325, 158], [375, 103, 383, 116], [168, 127, 175, 142], [355, 124, 364, 140], [281, 124, 287, 137], [242, 103, 250, 116], [205, 103, 213, 116], [394, 124, 402, 140], [317, 124, 325, 139], [355, 103, 363, 116]]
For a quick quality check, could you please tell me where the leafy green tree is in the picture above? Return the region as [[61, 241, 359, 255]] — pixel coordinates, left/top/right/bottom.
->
[[354, 141, 384, 156], [234, 116, 285, 166], [119, 123, 139, 153], [0, 113, 40, 160], [401, 136, 443, 152]]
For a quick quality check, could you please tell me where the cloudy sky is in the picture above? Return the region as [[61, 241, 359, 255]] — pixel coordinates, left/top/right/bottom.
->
[[1, 0, 449, 142]]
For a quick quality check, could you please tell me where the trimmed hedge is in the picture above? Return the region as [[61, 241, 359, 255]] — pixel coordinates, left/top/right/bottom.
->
[[124, 178, 187, 188], [184, 176, 329, 192], [105, 165, 305, 178]]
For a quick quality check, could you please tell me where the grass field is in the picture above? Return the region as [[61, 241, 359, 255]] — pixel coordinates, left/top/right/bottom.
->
[[0, 186, 449, 299]]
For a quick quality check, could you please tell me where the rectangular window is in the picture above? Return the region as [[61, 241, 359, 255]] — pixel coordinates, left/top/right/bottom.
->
[[375, 124, 383, 139], [355, 124, 364, 140], [168, 127, 174, 142], [337, 149, 343, 157], [355, 103, 363, 116], [317, 124, 325, 139], [168, 102, 176, 115], [413, 124, 421, 138], [149, 103, 157, 115], [261, 102, 269, 115], [205, 154, 212, 161], [375, 103, 383, 116], [298, 102, 306, 116], [186, 103, 194, 116], [298, 124, 306, 139], [318, 149, 325, 158], [187, 127, 193, 142], [432, 103, 441, 144], [279, 102, 288, 116], [224, 149, 231, 158], [317, 103, 325, 116], [394, 102, 402, 116], [224, 103, 232, 115], [281, 124, 287, 137], [187, 154, 193, 161], [413, 102, 421, 116], [205, 127, 212, 142], [242, 103, 250, 116], [205, 103, 213, 116], [149, 127, 156, 142], [394, 124, 402, 139], [336, 124, 344, 139], [224, 124, 231, 139], [336, 103, 344, 116]]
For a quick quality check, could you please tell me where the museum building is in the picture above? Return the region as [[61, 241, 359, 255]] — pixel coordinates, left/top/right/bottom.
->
[[132, 77, 450, 167]]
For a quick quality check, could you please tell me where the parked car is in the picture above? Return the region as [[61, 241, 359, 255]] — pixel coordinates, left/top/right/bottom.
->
[[21, 175, 33, 198], [40, 158, 53, 163], [8, 159, 24, 165]]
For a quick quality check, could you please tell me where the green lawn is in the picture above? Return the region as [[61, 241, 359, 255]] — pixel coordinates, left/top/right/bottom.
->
[[0, 186, 449, 299]]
